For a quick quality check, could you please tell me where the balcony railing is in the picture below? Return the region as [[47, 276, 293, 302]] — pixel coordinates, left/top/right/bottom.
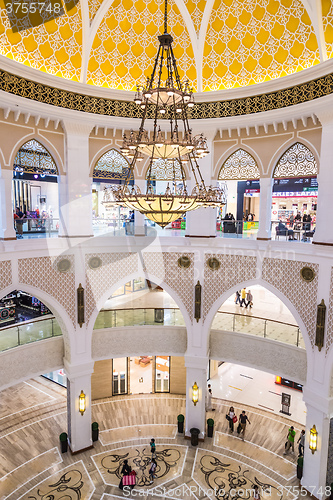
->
[[94, 308, 304, 348], [0, 316, 62, 352]]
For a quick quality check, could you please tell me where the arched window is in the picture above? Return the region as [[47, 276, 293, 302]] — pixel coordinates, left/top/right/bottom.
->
[[145, 159, 185, 181], [218, 149, 260, 180], [13, 140, 58, 176], [273, 142, 318, 178], [93, 149, 134, 182]]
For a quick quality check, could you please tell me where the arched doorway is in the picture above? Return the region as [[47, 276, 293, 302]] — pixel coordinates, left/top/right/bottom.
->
[[92, 148, 134, 235], [208, 284, 306, 421], [218, 149, 260, 237], [92, 277, 185, 397], [272, 142, 317, 241], [12, 140, 59, 238]]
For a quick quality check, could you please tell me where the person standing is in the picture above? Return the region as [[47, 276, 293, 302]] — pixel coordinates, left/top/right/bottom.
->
[[240, 288, 246, 307], [253, 485, 260, 500], [150, 438, 156, 457], [297, 429, 305, 456], [283, 426, 296, 455], [296, 454, 303, 480], [15, 207, 24, 238], [119, 459, 131, 489], [245, 290, 253, 309], [239, 410, 251, 440], [227, 406, 236, 433], [149, 458, 157, 484], [206, 388, 215, 411]]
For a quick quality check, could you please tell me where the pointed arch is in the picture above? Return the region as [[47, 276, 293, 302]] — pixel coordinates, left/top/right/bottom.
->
[[145, 158, 186, 181], [92, 148, 134, 182], [273, 142, 318, 179], [218, 148, 260, 181], [12, 139, 58, 176]]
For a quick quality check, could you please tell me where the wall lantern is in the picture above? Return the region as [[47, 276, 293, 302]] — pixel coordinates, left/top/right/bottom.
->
[[309, 425, 318, 454], [192, 382, 199, 406], [79, 390, 86, 416]]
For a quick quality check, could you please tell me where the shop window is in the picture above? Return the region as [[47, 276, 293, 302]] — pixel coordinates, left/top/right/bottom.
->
[[155, 356, 170, 393]]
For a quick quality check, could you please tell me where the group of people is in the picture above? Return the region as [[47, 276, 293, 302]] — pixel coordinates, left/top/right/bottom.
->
[[14, 206, 52, 238], [226, 406, 251, 441], [235, 288, 253, 309], [244, 213, 255, 222], [277, 212, 314, 241], [284, 426, 305, 479], [119, 438, 157, 490]]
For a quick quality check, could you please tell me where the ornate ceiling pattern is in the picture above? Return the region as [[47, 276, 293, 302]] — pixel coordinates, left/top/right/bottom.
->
[[0, 0, 331, 91], [0, 1, 82, 81], [203, 0, 319, 91], [87, 0, 196, 89]]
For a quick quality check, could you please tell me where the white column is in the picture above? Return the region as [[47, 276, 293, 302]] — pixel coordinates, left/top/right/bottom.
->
[[185, 132, 217, 238], [184, 354, 208, 439], [257, 176, 273, 240], [134, 179, 146, 236], [302, 388, 333, 498], [59, 122, 94, 238], [0, 169, 16, 240], [64, 360, 94, 453], [313, 113, 333, 245]]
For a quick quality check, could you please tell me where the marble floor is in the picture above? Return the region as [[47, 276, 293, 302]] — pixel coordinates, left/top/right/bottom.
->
[[0, 377, 310, 500]]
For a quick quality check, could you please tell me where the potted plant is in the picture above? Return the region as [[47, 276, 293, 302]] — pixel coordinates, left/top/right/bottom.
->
[[59, 432, 68, 453], [207, 418, 214, 438], [177, 414, 184, 433], [92, 421, 99, 442]]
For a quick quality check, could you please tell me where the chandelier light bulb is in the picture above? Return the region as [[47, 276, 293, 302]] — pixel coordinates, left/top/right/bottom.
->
[[160, 108, 166, 114]]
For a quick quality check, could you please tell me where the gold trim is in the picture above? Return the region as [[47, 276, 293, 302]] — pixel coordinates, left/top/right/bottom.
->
[[177, 256, 191, 268], [0, 69, 332, 118]]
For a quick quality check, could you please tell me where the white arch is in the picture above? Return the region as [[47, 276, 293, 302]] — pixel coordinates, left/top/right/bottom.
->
[[268, 138, 320, 179], [90, 146, 130, 177], [0, 283, 73, 359], [215, 145, 263, 181], [203, 278, 312, 379], [9, 134, 64, 176], [87, 271, 192, 348]]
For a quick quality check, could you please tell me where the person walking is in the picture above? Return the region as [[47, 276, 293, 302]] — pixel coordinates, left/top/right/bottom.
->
[[227, 406, 236, 433], [149, 458, 157, 484], [297, 429, 305, 456], [283, 425, 296, 455], [235, 290, 241, 305], [150, 438, 156, 457], [245, 290, 253, 309], [239, 410, 251, 440], [240, 288, 247, 307], [253, 485, 260, 500], [119, 459, 131, 489], [206, 388, 215, 411]]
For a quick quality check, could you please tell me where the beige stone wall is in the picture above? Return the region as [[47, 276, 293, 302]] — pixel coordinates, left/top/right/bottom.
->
[[170, 356, 186, 395]]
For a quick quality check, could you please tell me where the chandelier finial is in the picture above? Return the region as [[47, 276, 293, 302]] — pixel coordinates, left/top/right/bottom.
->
[[164, 0, 168, 34]]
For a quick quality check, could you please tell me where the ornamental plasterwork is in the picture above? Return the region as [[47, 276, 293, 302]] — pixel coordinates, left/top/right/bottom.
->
[[88, 0, 104, 23], [13, 140, 58, 175], [93, 148, 132, 180], [273, 142, 317, 178], [146, 159, 185, 181], [218, 149, 260, 180], [0, 3, 82, 81], [203, 0, 319, 91], [87, 0, 196, 90], [0, 261, 12, 291], [184, 0, 206, 36], [323, 0, 333, 60]]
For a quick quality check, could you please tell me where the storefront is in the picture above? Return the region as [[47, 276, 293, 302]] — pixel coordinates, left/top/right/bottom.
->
[[0, 290, 51, 326], [271, 177, 317, 223]]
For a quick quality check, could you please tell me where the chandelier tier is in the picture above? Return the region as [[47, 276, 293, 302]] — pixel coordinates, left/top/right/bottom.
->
[[103, 0, 226, 228]]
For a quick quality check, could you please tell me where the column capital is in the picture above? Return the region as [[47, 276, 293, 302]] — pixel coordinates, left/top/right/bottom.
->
[[62, 120, 94, 137], [64, 360, 94, 379], [184, 354, 209, 369]]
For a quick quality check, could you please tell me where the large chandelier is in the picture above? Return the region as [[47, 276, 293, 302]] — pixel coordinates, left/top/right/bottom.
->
[[103, 0, 226, 228]]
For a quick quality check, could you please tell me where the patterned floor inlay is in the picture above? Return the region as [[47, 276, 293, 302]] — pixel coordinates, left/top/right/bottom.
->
[[0, 447, 62, 499], [100, 424, 177, 445], [92, 445, 187, 488], [214, 432, 295, 480], [192, 449, 296, 500], [18, 461, 95, 500]]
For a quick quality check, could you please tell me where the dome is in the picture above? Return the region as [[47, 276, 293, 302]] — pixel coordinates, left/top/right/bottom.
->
[[0, 0, 332, 92]]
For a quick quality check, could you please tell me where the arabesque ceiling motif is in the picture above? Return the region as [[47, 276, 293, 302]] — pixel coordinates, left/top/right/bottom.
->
[[87, 0, 197, 90], [0, 0, 331, 91], [203, 0, 319, 91], [218, 149, 260, 180], [273, 142, 317, 178]]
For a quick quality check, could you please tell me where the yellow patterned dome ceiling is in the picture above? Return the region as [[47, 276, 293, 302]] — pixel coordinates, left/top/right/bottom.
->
[[0, 0, 332, 91]]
